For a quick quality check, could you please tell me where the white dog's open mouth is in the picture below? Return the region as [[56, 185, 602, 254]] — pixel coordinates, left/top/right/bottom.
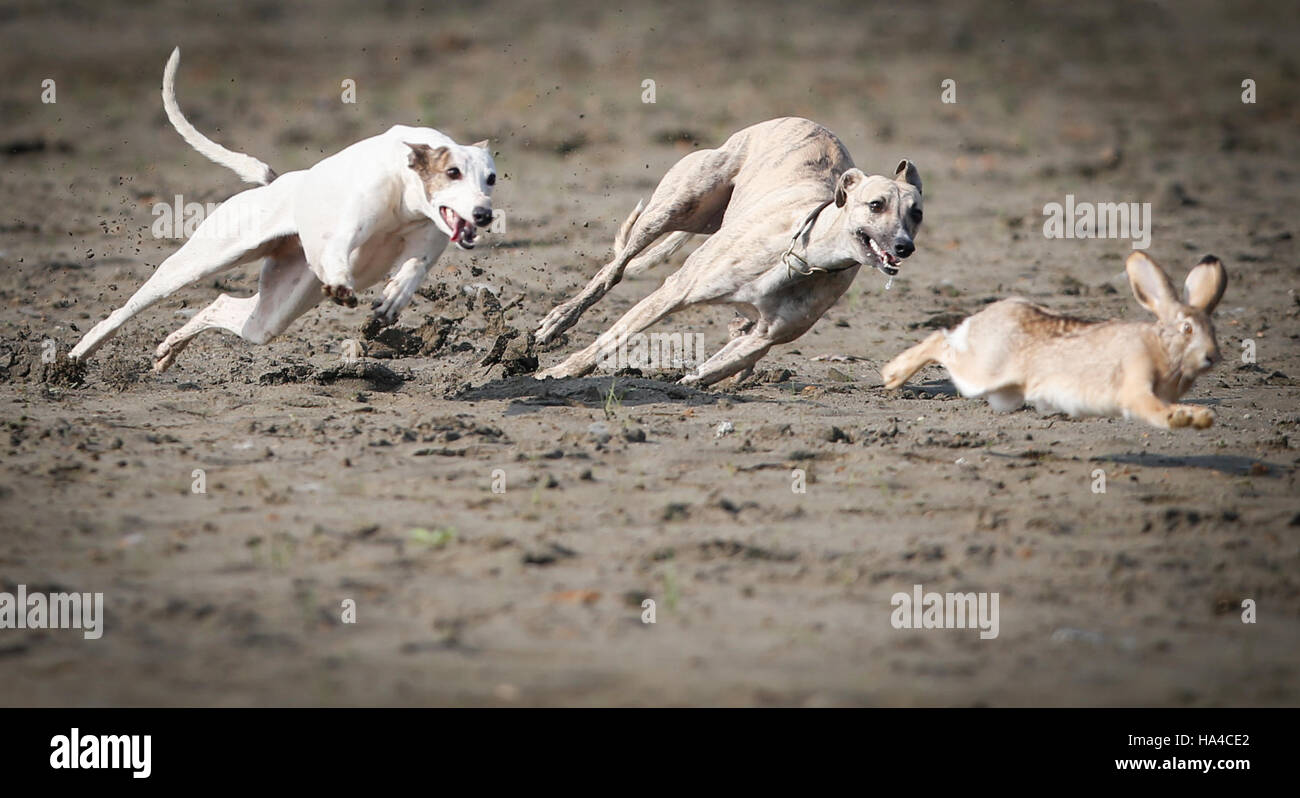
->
[[440, 207, 477, 250], [867, 237, 901, 276]]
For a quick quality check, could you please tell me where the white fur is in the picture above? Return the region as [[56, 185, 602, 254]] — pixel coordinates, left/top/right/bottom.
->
[[944, 318, 972, 353], [68, 48, 496, 372]]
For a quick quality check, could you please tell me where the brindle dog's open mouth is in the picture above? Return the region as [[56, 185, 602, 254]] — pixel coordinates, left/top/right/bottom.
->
[[861, 233, 900, 276], [440, 206, 477, 250]]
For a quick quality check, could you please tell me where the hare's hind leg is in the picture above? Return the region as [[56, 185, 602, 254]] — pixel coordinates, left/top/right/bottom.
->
[[881, 331, 946, 389]]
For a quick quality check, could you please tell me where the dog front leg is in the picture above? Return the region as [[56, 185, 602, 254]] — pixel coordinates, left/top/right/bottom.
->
[[681, 333, 775, 387], [370, 231, 445, 325], [371, 257, 431, 325], [318, 202, 382, 307], [535, 267, 623, 346]]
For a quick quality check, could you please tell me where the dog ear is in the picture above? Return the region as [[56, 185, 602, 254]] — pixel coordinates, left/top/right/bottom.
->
[[834, 168, 865, 208], [1126, 251, 1179, 320], [1183, 255, 1227, 314], [405, 142, 449, 177], [471, 139, 490, 150], [895, 159, 922, 193]]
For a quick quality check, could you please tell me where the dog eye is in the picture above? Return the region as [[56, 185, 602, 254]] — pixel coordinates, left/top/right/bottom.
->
[[486, 174, 496, 186], [446, 167, 461, 180], [868, 200, 885, 213], [910, 209, 923, 224], [1180, 320, 1193, 334]]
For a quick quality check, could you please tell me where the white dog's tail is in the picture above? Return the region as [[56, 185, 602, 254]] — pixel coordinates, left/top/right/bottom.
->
[[616, 199, 695, 276], [162, 47, 277, 185]]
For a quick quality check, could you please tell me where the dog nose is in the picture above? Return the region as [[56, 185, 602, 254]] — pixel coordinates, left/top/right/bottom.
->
[[894, 240, 914, 258], [472, 207, 493, 228]]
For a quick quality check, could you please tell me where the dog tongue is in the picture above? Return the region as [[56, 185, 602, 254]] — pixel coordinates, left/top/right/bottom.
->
[[441, 208, 463, 242]]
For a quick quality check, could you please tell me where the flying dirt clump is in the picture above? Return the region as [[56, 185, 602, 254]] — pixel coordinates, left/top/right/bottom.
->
[[362, 280, 538, 377]]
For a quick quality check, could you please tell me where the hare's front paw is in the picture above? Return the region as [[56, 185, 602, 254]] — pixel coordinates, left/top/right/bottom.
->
[[881, 361, 908, 390], [1169, 405, 1215, 429]]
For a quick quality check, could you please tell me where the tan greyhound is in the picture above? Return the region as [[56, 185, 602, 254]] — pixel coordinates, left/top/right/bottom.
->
[[534, 117, 923, 386]]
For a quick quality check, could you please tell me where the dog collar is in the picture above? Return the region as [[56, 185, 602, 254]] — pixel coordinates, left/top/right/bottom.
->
[[782, 199, 856, 278]]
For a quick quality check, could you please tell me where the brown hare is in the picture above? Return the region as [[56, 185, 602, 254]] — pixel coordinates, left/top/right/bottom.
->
[[881, 252, 1227, 429]]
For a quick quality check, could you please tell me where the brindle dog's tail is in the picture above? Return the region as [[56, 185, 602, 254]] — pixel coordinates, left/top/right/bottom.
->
[[616, 199, 695, 276]]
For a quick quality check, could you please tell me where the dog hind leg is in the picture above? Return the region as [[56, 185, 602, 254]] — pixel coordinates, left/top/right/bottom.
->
[[536, 273, 692, 380], [69, 185, 295, 361], [535, 147, 738, 344], [153, 240, 322, 372], [152, 293, 259, 372]]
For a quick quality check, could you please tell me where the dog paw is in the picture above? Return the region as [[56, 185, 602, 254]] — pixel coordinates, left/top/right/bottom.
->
[[322, 284, 358, 308], [369, 299, 399, 327], [535, 359, 590, 380], [371, 284, 415, 326], [536, 300, 582, 345], [153, 337, 188, 373]]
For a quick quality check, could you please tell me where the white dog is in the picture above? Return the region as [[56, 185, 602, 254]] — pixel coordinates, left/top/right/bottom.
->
[[68, 48, 496, 372]]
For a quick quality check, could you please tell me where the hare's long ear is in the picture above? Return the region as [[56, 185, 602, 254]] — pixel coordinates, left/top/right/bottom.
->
[[1126, 251, 1179, 319], [1184, 255, 1227, 314]]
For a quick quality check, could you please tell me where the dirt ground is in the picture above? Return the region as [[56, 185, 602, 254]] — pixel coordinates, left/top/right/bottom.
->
[[0, 0, 1297, 706]]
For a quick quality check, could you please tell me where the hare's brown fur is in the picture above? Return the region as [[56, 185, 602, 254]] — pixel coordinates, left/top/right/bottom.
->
[[882, 252, 1227, 429]]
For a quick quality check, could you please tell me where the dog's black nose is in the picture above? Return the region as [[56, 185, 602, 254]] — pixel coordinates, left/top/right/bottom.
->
[[894, 240, 915, 258], [472, 207, 493, 228]]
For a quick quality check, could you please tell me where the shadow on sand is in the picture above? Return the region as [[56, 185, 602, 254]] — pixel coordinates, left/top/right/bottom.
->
[[1091, 452, 1288, 477], [452, 374, 737, 415]]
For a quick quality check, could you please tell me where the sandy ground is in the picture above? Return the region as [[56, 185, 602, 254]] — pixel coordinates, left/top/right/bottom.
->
[[0, 0, 1297, 706]]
